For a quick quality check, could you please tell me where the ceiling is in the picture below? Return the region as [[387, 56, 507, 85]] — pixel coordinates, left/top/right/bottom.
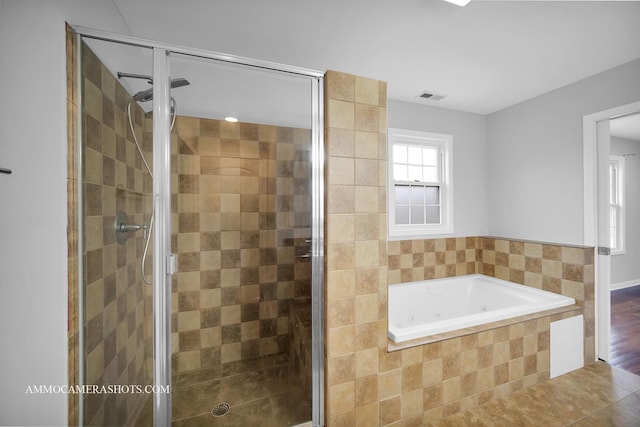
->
[[108, 0, 640, 117], [610, 113, 640, 142]]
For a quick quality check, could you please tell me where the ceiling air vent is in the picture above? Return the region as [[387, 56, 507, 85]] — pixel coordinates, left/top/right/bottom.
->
[[417, 92, 446, 101]]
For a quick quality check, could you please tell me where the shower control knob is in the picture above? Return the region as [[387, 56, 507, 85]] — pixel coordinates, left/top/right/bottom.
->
[[119, 223, 146, 232], [114, 211, 147, 245]]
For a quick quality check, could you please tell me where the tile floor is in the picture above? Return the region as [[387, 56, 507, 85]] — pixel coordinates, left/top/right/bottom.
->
[[140, 360, 639, 426], [171, 355, 312, 426], [431, 362, 640, 427]]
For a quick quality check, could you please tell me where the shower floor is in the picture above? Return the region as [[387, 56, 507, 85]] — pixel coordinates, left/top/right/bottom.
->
[[171, 354, 312, 427]]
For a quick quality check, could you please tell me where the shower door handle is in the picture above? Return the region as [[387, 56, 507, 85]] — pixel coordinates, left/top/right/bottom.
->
[[296, 252, 312, 259], [0, 167, 12, 175]]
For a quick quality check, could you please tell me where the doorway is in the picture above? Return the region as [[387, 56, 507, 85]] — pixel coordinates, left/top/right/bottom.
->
[[71, 26, 324, 426], [583, 101, 640, 371], [608, 113, 640, 375]]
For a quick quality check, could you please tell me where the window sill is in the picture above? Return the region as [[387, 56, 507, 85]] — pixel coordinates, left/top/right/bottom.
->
[[388, 227, 454, 241]]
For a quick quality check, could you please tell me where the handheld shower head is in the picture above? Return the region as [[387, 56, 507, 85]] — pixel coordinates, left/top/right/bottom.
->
[[132, 87, 153, 102], [132, 77, 191, 102], [170, 78, 190, 89]]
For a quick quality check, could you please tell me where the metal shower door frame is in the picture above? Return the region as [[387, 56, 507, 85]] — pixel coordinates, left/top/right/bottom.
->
[[72, 25, 325, 427]]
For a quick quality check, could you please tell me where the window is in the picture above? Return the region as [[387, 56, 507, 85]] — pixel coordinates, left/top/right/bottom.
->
[[609, 155, 625, 255], [388, 128, 452, 238]]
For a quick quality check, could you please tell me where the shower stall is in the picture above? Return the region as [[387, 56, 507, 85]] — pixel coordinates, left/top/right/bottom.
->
[[69, 26, 324, 426]]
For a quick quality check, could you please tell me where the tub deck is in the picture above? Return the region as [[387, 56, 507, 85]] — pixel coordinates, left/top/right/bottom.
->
[[388, 274, 579, 350], [388, 303, 582, 351]]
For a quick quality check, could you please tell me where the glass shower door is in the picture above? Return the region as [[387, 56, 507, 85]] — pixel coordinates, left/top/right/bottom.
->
[[74, 26, 323, 426], [166, 52, 316, 426]]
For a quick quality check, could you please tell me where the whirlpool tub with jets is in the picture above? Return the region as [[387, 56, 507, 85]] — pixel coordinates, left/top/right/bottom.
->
[[388, 274, 576, 343]]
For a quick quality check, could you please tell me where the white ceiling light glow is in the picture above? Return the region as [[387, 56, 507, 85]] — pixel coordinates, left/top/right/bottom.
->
[[224, 117, 238, 123], [443, 0, 471, 6]]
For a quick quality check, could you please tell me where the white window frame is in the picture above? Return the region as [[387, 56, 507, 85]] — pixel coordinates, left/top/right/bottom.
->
[[387, 128, 453, 239], [609, 155, 625, 255]]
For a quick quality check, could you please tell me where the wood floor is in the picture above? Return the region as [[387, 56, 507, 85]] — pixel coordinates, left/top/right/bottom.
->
[[610, 285, 640, 376]]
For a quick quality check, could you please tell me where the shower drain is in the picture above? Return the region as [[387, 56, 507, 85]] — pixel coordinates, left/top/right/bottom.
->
[[211, 402, 231, 417]]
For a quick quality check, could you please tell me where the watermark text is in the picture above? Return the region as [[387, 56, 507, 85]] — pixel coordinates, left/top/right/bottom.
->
[[25, 384, 170, 394]]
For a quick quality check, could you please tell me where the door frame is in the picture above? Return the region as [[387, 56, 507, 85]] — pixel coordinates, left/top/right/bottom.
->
[[583, 100, 640, 362]]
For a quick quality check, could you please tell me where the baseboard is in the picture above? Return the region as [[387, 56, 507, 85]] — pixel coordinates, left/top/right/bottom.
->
[[610, 279, 640, 291]]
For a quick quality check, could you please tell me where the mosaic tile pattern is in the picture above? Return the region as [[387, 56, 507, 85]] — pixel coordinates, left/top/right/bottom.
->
[[388, 237, 480, 284], [168, 116, 312, 374], [71, 41, 152, 426]]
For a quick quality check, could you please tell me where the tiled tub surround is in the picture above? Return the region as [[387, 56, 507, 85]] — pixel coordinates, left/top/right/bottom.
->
[[480, 237, 595, 365], [387, 237, 595, 364], [385, 238, 593, 426], [68, 39, 154, 426], [168, 115, 313, 374], [324, 70, 595, 426]]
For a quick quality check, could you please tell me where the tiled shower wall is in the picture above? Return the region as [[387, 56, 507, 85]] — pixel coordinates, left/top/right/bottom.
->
[[67, 38, 153, 426], [67, 26, 79, 427], [168, 116, 312, 374], [324, 70, 595, 426], [69, 35, 314, 423]]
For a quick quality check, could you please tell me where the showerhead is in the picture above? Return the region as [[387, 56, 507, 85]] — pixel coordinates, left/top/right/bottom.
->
[[132, 78, 191, 102], [170, 77, 190, 89]]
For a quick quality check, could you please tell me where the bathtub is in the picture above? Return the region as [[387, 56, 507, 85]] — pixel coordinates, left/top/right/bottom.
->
[[388, 274, 576, 343]]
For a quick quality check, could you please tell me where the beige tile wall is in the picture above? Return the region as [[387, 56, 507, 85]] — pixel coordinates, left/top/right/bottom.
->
[[386, 237, 594, 366], [324, 70, 595, 426], [66, 54, 596, 426], [479, 237, 595, 365], [68, 37, 152, 426], [66, 26, 79, 427], [325, 70, 389, 427], [387, 237, 480, 284], [168, 116, 312, 374]]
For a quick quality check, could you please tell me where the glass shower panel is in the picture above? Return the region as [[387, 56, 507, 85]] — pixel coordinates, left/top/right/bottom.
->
[[79, 38, 155, 426], [167, 52, 314, 426]]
